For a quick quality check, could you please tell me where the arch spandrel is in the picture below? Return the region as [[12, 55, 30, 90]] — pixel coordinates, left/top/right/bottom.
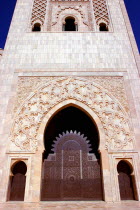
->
[[9, 78, 134, 153]]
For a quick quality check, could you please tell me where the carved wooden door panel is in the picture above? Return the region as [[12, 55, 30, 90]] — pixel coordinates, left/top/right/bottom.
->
[[118, 172, 134, 200], [9, 174, 26, 201], [41, 132, 103, 201], [62, 146, 81, 199]]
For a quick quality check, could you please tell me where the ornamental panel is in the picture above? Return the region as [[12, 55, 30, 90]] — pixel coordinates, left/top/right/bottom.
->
[[31, 0, 47, 26], [93, 0, 110, 25], [9, 77, 133, 152], [41, 131, 102, 200]]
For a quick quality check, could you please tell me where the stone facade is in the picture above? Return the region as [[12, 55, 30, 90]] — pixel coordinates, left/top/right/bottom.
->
[[0, 0, 140, 208]]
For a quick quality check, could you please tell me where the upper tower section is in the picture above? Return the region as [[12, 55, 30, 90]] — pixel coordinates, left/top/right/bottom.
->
[[1, 0, 139, 73], [30, 0, 111, 32]]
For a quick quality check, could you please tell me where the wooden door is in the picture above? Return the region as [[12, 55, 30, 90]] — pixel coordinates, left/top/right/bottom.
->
[[62, 148, 81, 199], [118, 172, 134, 200], [9, 174, 26, 201]]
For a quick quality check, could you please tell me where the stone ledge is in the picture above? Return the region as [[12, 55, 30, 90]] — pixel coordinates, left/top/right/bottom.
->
[[0, 201, 140, 210]]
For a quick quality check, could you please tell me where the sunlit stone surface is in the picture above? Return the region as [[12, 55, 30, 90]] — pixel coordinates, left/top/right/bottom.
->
[[0, 0, 140, 208]]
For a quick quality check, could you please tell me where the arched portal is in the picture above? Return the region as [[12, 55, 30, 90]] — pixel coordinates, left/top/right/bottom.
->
[[41, 106, 103, 201], [117, 160, 135, 200], [64, 17, 77, 31], [99, 22, 108, 31], [32, 23, 41, 31], [7, 161, 27, 201]]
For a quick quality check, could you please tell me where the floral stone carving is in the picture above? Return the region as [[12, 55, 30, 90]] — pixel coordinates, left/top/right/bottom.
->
[[10, 77, 133, 152], [14, 76, 128, 112]]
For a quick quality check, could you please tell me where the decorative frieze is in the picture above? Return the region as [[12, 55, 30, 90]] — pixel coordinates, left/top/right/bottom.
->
[[10, 77, 133, 152], [14, 77, 129, 113]]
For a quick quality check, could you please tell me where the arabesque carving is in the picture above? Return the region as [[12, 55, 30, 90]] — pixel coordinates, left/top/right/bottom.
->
[[10, 78, 133, 152], [53, 5, 88, 26], [14, 77, 129, 112], [56, 6, 85, 19]]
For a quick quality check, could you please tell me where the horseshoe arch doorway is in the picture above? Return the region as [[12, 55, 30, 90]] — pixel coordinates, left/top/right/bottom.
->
[[41, 105, 103, 201]]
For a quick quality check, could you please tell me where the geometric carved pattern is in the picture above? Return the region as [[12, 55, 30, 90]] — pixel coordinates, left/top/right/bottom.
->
[[93, 0, 110, 25], [41, 131, 102, 200], [51, 131, 92, 153], [14, 77, 128, 112], [31, 0, 47, 25], [52, 6, 87, 26], [10, 78, 133, 152]]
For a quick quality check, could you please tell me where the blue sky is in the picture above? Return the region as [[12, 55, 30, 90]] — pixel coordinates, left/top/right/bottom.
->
[[0, 0, 139, 52]]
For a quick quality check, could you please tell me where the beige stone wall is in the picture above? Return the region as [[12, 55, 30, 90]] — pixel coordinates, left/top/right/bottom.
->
[[0, 0, 140, 205], [0, 0, 137, 71]]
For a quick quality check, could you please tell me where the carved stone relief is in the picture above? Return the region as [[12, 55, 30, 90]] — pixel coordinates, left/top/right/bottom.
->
[[14, 77, 129, 112], [93, 0, 110, 26], [88, 77, 129, 112], [30, 0, 110, 31], [31, 0, 47, 26], [50, 2, 90, 31], [54, 5, 88, 26], [10, 77, 133, 152]]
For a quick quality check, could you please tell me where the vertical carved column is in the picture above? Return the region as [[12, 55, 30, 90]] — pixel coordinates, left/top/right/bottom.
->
[[45, 0, 52, 31], [44, 0, 50, 31], [100, 150, 113, 201], [30, 151, 42, 201], [29, 132, 44, 202], [89, 0, 96, 31]]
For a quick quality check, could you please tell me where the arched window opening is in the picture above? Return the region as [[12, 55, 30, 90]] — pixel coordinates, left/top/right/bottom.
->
[[117, 160, 135, 200], [63, 17, 78, 31], [41, 106, 103, 201], [99, 23, 108, 31], [32, 23, 41, 32], [7, 161, 27, 201]]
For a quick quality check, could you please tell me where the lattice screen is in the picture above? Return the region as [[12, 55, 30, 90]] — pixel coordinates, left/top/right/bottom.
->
[[93, 0, 110, 25], [31, 0, 47, 26]]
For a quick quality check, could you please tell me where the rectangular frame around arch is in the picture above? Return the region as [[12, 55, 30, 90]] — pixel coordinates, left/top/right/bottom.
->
[[110, 152, 140, 202], [5, 155, 32, 202]]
